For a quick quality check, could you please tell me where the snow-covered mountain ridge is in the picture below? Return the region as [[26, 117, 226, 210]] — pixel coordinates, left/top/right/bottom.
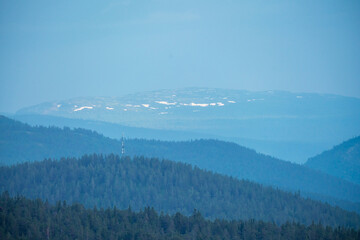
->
[[17, 88, 357, 120], [16, 88, 360, 162]]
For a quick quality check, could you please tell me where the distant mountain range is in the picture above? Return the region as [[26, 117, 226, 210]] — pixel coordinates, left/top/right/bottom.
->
[[15, 88, 360, 163], [306, 136, 360, 185], [1, 115, 359, 213]]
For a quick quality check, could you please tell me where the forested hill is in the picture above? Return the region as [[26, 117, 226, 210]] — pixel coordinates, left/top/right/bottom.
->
[[1, 193, 359, 240], [1, 115, 360, 210], [305, 136, 360, 185], [0, 115, 123, 165], [1, 154, 360, 228], [124, 139, 360, 206]]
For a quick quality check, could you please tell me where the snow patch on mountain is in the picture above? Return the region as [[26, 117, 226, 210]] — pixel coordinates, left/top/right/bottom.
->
[[74, 106, 93, 112], [183, 103, 209, 107], [155, 101, 177, 105]]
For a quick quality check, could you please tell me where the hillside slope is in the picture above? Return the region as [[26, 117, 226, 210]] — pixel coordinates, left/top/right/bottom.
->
[[1, 115, 359, 208], [13, 114, 331, 165], [1, 154, 360, 228], [124, 139, 360, 204], [306, 136, 360, 185]]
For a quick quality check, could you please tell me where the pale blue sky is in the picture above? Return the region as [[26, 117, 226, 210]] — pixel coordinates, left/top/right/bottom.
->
[[1, 0, 360, 112]]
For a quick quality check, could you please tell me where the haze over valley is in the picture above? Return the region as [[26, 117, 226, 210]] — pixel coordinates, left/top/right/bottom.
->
[[14, 88, 360, 163]]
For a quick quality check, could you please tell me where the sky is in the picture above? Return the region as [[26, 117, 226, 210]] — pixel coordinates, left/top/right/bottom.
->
[[0, 0, 360, 113]]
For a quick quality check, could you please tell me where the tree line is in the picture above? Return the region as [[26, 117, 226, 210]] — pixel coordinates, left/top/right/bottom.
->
[[1, 154, 359, 228], [1, 192, 359, 240]]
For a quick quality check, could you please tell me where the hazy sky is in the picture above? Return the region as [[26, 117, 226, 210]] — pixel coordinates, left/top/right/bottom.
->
[[1, 0, 360, 113]]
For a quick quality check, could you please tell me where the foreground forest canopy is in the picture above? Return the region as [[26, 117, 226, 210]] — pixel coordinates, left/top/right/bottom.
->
[[1, 154, 360, 228], [1, 193, 359, 240]]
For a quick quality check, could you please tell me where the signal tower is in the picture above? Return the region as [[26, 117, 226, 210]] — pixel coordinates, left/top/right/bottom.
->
[[121, 134, 125, 157]]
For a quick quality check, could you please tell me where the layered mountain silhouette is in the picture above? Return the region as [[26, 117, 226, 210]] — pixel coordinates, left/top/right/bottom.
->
[[15, 88, 360, 163], [1, 154, 360, 227], [1, 115, 359, 213]]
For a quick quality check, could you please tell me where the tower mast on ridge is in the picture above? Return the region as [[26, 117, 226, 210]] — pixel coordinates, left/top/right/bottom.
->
[[121, 133, 125, 157]]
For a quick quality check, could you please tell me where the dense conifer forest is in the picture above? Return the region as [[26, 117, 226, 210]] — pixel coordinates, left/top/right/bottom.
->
[[1, 115, 360, 213], [1, 154, 360, 228], [1, 192, 359, 240]]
